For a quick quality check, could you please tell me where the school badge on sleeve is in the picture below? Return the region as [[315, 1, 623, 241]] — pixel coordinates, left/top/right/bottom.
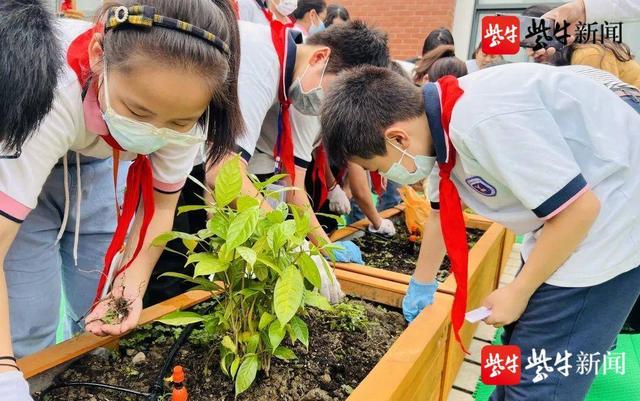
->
[[466, 176, 497, 197]]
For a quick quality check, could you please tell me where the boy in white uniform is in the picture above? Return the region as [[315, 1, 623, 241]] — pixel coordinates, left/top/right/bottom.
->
[[205, 21, 390, 263], [320, 63, 640, 401]]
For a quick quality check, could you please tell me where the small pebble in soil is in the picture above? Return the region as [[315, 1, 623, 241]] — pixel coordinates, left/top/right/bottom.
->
[[126, 348, 136, 357], [321, 373, 332, 384], [131, 351, 146, 365]]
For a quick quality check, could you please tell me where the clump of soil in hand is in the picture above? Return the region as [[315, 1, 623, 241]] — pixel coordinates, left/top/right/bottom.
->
[[42, 299, 405, 401], [87, 296, 132, 326], [356, 215, 485, 281]]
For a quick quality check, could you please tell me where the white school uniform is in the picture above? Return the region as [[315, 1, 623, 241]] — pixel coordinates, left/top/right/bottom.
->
[[237, 0, 269, 25], [427, 62, 640, 287], [236, 21, 320, 175], [0, 18, 202, 223]]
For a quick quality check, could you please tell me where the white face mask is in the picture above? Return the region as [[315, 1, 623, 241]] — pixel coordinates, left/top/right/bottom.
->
[[289, 57, 329, 116], [379, 139, 436, 185], [274, 0, 297, 16], [101, 62, 206, 155]]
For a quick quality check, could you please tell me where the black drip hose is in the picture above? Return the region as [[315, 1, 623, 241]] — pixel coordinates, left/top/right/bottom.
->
[[38, 322, 198, 401], [147, 322, 197, 401]]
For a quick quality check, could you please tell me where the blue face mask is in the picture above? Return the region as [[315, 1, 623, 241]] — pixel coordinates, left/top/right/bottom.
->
[[379, 140, 436, 185], [309, 13, 326, 36], [101, 63, 206, 155]]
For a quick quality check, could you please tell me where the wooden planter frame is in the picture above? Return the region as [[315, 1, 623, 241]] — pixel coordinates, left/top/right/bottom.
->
[[19, 272, 457, 401], [18, 205, 514, 401], [331, 205, 515, 400]]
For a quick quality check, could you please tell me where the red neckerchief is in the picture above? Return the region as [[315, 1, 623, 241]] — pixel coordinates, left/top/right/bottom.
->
[[258, 7, 298, 183], [311, 145, 329, 209], [370, 172, 384, 196], [425, 77, 468, 353], [67, 26, 156, 307]]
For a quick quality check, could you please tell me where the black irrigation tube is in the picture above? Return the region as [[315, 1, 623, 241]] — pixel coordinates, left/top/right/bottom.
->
[[38, 322, 199, 401]]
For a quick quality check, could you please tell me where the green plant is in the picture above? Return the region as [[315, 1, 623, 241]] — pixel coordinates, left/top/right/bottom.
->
[[327, 302, 370, 333], [153, 157, 337, 397]]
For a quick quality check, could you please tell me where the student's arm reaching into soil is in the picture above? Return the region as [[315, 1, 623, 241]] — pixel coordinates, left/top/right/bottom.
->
[[414, 209, 447, 283]]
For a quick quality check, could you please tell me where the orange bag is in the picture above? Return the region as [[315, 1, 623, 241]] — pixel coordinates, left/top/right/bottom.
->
[[398, 186, 431, 240]]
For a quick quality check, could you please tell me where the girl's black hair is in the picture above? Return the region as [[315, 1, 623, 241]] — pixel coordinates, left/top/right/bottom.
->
[[0, 0, 62, 153], [292, 0, 327, 20], [324, 4, 350, 27], [99, 0, 243, 165], [422, 27, 454, 56]]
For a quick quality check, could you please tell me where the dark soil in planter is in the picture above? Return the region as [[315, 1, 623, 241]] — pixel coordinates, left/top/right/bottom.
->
[[355, 215, 485, 282], [41, 299, 405, 401]]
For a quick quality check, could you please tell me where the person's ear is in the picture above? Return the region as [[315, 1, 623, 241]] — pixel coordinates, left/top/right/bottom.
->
[[88, 33, 105, 75], [384, 127, 411, 149], [309, 8, 318, 23], [422, 74, 429, 84], [309, 47, 331, 65]]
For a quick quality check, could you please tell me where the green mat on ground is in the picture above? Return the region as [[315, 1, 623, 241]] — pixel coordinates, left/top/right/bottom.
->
[[473, 330, 640, 401]]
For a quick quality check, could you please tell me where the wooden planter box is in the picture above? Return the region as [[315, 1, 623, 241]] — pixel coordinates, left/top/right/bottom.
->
[[19, 272, 455, 401], [331, 205, 516, 400]]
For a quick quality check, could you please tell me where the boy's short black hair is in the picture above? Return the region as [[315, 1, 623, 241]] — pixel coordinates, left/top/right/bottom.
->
[[307, 20, 390, 74], [321, 66, 424, 167], [0, 0, 61, 153]]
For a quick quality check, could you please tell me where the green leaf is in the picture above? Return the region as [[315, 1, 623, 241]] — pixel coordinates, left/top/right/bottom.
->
[[256, 256, 281, 275], [253, 173, 288, 190], [267, 220, 297, 252], [298, 253, 321, 289], [182, 238, 198, 253], [193, 255, 228, 277], [268, 320, 286, 350], [273, 346, 297, 361], [226, 207, 259, 250], [266, 209, 286, 224], [246, 333, 260, 354], [157, 272, 222, 292], [259, 312, 275, 331], [215, 157, 242, 207], [222, 335, 237, 354], [235, 354, 259, 396], [274, 265, 304, 325], [156, 311, 204, 326], [288, 316, 309, 348], [230, 356, 241, 378], [304, 290, 332, 311], [237, 246, 257, 268], [237, 195, 260, 212], [151, 231, 200, 247], [177, 204, 209, 215], [207, 213, 229, 239], [254, 263, 269, 281]]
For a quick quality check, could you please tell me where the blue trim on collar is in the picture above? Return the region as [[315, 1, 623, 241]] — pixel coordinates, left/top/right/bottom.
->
[[284, 30, 301, 93], [423, 83, 447, 164]]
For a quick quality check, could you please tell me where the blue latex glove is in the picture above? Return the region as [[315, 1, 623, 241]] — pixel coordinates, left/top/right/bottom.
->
[[332, 241, 364, 264], [402, 277, 439, 323]]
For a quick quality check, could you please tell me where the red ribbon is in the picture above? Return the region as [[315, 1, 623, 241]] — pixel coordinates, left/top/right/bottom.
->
[[312, 145, 329, 209], [67, 27, 156, 307], [436, 76, 469, 353], [258, 7, 297, 183]]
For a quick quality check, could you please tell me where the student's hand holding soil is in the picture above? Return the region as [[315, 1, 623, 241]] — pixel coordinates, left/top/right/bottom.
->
[[482, 284, 531, 328], [84, 284, 143, 337]]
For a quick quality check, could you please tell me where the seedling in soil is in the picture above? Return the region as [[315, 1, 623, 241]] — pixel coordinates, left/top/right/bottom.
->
[[326, 302, 370, 333], [152, 156, 336, 397]]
